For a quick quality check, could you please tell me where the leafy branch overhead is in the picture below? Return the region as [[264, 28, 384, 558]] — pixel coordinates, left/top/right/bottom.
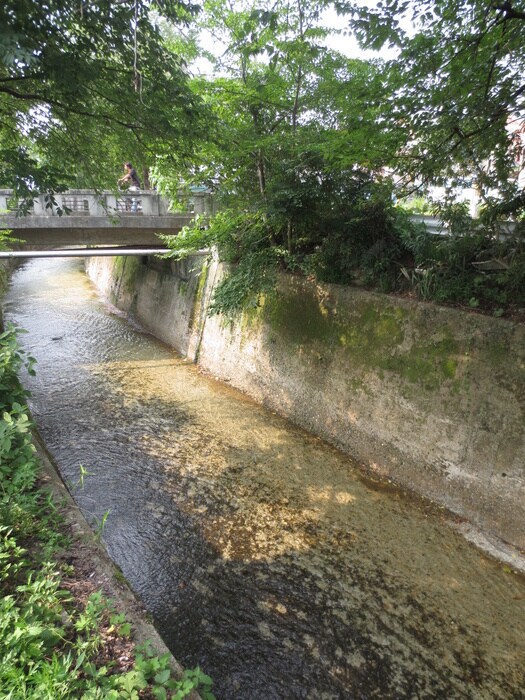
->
[[339, 0, 525, 202], [0, 0, 205, 195], [3, 0, 525, 319], [157, 0, 525, 319]]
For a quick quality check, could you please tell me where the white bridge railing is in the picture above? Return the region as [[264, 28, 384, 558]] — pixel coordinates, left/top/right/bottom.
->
[[0, 190, 516, 241], [0, 189, 215, 218]]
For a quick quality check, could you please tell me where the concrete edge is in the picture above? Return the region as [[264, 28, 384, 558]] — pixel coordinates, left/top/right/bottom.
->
[[31, 428, 203, 700]]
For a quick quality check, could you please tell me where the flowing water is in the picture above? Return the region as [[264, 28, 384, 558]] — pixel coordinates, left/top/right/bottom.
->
[[4, 258, 525, 700]]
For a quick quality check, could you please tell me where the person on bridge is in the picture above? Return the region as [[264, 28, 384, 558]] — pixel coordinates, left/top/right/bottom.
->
[[118, 162, 141, 212]]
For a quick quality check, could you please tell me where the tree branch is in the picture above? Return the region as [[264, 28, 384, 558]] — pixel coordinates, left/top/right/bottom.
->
[[0, 85, 142, 131], [0, 74, 45, 83], [494, 1, 525, 21]]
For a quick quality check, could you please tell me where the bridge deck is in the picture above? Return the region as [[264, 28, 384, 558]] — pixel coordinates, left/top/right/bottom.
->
[[0, 189, 212, 250]]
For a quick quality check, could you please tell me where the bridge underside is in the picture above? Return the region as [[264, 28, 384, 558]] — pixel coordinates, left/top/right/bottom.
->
[[1, 214, 190, 249]]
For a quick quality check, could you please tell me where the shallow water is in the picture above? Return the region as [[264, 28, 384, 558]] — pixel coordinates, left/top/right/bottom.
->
[[4, 258, 525, 699]]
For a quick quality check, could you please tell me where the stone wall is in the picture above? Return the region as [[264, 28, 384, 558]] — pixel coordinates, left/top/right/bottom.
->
[[86, 254, 525, 550]]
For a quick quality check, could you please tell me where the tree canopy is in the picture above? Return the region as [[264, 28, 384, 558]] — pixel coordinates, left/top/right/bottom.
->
[[338, 0, 525, 212], [5, 1, 525, 209], [4, 0, 525, 316], [156, 0, 397, 232], [157, 0, 525, 317], [0, 0, 204, 197]]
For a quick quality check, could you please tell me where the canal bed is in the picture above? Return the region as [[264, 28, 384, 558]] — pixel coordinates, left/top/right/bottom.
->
[[4, 258, 525, 699]]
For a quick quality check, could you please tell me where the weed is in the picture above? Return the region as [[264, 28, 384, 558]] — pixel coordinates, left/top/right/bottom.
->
[[0, 327, 216, 699]]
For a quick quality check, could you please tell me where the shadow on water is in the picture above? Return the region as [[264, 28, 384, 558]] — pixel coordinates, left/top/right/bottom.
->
[[64, 361, 525, 700], [4, 258, 525, 700]]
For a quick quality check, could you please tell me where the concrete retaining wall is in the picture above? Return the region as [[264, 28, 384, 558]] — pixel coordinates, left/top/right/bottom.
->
[[86, 254, 525, 551]]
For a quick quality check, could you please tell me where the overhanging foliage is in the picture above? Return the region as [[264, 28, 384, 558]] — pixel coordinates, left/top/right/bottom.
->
[[337, 0, 525, 211], [0, 0, 205, 196]]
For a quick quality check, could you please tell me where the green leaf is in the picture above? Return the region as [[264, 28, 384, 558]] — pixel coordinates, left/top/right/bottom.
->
[[154, 669, 171, 685]]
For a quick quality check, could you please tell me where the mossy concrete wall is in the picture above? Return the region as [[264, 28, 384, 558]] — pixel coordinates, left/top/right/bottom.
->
[[86, 255, 525, 551], [86, 255, 208, 355], [0, 259, 19, 330]]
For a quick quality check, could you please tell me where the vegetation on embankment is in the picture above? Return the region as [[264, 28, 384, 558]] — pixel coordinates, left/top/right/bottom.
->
[[162, 197, 525, 323], [0, 323, 215, 700]]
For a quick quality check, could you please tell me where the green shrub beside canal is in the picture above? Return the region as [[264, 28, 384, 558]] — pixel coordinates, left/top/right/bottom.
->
[[0, 324, 215, 700]]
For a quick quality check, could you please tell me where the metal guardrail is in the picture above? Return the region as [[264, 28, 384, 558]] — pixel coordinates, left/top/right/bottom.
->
[[410, 214, 517, 237], [410, 215, 447, 236]]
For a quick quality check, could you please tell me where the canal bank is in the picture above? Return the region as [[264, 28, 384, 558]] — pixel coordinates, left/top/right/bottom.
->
[[86, 253, 525, 554], [33, 430, 201, 695]]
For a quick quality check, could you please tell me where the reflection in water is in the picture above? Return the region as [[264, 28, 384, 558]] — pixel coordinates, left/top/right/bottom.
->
[[4, 258, 525, 699]]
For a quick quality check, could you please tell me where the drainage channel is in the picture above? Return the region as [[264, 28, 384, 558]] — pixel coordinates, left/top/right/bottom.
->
[[3, 257, 525, 700]]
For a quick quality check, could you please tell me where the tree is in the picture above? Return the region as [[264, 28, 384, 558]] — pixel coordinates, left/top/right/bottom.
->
[[337, 0, 525, 214], [0, 0, 205, 199], [157, 0, 396, 218], [159, 0, 407, 314]]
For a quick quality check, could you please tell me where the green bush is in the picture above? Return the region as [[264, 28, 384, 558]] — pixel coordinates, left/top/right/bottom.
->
[[314, 199, 414, 291], [400, 216, 525, 312], [163, 174, 525, 318]]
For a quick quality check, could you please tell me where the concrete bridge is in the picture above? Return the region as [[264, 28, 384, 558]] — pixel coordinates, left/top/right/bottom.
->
[[0, 189, 214, 255]]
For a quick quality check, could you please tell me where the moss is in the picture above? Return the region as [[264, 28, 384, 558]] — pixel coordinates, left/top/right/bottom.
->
[[380, 331, 459, 390], [263, 287, 338, 347], [113, 255, 138, 285], [240, 294, 264, 332], [264, 285, 459, 389], [189, 258, 209, 334], [0, 262, 9, 296], [119, 256, 140, 295], [442, 357, 458, 379], [112, 255, 126, 278], [195, 259, 209, 307], [0, 261, 10, 330], [338, 304, 405, 360]]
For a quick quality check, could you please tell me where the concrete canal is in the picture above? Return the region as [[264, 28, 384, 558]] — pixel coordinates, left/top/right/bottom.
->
[[4, 258, 525, 699]]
